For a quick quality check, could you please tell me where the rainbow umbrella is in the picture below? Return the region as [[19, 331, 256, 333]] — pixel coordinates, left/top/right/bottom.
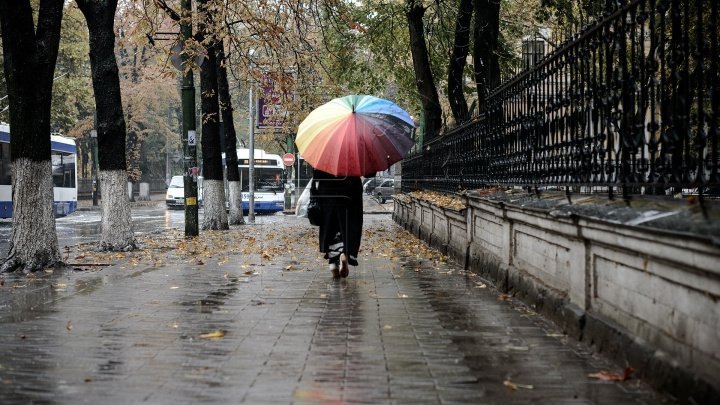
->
[[296, 95, 415, 177]]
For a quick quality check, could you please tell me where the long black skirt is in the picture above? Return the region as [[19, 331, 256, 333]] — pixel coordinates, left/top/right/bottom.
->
[[314, 170, 363, 266]]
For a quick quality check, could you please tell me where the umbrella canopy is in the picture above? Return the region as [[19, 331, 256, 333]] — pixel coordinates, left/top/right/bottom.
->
[[295, 95, 415, 177]]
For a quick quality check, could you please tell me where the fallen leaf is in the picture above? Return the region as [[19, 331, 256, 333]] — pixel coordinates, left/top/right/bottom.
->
[[285, 265, 294, 271], [244, 270, 254, 276], [588, 367, 634, 381], [294, 389, 341, 403], [66, 320, 73, 331], [170, 286, 179, 290], [498, 293, 510, 301], [475, 282, 487, 289], [198, 330, 226, 339], [504, 379, 533, 390]]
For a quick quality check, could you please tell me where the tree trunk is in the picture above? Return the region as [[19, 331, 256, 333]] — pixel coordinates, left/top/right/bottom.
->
[[99, 170, 136, 251], [472, 0, 501, 111], [199, 37, 228, 230], [448, 0, 473, 124], [77, 0, 137, 250], [0, 0, 64, 273], [216, 45, 244, 225], [3, 160, 61, 272], [203, 179, 228, 230], [406, 1, 442, 143]]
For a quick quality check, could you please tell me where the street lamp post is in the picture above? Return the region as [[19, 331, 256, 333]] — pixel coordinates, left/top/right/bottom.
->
[[248, 84, 255, 224], [180, 0, 199, 237]]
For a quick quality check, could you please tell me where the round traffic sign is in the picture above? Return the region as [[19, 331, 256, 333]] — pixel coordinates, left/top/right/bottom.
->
[[282, 153, 295, 166]]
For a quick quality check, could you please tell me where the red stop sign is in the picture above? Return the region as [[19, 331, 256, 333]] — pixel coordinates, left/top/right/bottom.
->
[[282, 153, 295, 166]]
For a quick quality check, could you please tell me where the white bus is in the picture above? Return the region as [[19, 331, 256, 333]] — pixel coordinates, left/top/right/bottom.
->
[[0, 123, 78, 218], [226, 148, 285, 214]]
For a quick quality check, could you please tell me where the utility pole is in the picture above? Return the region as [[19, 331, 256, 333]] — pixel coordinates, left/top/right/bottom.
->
[[248, 85, 255, 223], [181, 0, 199, 236]]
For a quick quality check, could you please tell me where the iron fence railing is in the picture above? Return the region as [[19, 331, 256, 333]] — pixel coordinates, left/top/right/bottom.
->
[[402, 0, 719, 201]]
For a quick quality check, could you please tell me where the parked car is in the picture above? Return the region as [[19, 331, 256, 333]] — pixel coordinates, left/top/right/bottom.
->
[[165, 175, 203, 209], [374, 179, 395, 203], [363, 177, 386, 195]]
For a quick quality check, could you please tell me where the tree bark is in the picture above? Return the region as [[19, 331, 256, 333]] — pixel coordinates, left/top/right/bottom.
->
[[472, 0, 501, 111], [448, 0, 473, 124], [99, 170, 136, 251], [77, 0, 137, 250], [0, 0, 64, 273], [406, 1, 442, 143], [198, 14, 228, 230], [216, 45, 244, 225]]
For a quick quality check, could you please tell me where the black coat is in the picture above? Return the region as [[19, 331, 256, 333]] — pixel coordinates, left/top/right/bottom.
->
[[313, 169, 363, 265]]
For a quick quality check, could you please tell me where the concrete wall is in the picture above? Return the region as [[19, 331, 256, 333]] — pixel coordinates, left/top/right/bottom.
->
[[393, 195, 720, 402]]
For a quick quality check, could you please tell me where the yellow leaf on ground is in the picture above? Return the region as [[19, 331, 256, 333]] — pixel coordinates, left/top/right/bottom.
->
[[588, 368, 634, 381], [504, 380, 533, 390], [199, 330, 226, 339]]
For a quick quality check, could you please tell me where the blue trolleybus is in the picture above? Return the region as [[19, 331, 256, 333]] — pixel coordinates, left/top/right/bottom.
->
[[0, 123, 78, 218], [231, 148, 285, 214]]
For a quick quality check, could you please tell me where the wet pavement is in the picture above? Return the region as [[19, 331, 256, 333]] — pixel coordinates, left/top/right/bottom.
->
[[0, 207, 673, 403]]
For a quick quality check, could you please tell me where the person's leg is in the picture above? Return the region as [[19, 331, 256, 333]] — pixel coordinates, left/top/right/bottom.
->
[[337, 204, 354, 277], [345, 201, 363, 266], [327, 233, 343, 264], [319, 202, 343, 278]]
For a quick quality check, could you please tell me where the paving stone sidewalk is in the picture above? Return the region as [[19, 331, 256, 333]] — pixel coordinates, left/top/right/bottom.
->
[[0, 215, 673, 404]]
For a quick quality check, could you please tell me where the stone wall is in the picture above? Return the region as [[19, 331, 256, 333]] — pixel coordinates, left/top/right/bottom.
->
[[393, 195, 720, 403]]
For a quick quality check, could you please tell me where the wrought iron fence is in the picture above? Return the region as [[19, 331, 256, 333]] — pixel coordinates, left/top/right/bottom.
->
[[402, 0, 719, 201]]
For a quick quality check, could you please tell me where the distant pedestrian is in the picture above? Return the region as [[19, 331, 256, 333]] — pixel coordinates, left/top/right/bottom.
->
[[313, 168, 364, 278]]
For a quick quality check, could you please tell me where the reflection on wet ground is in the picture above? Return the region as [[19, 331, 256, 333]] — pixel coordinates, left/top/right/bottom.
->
[[0, 215, 672, 403]]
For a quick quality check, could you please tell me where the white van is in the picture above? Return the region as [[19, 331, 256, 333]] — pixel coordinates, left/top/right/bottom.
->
[[165, 175, 203, 209]]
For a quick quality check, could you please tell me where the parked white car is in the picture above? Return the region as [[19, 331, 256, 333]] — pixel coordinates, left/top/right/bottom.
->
[[165, 175, 203, 209]]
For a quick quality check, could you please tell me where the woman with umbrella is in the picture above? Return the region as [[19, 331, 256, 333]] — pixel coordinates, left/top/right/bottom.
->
[[296, 95, 415, 278]]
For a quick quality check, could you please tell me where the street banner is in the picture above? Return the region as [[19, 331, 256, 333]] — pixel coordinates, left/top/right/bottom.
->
[[257, 74, 295, 128]]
